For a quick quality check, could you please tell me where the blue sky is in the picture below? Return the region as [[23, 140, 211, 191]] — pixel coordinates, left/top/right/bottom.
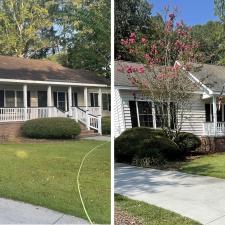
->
[[149, 0, 219, 26]]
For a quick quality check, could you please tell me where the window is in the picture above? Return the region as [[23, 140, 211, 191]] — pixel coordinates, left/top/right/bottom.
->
[[90, 93, 98, 107], [16, 91, 23, 107], [0, 91, 4, 107], [102, 93, 111, 111], [138, 101, 153, 127], [154, 102, 177, 128], [5, 91, 15, 107], [57, 92, 66, 111]]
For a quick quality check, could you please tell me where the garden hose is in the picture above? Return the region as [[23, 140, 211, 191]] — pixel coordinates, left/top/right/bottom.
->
[[77, 141, 109, 224]]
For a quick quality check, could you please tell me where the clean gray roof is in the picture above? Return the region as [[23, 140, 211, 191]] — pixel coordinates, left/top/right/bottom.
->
[[115, 61, 143, 88], [115, 60, 225, 92], [0, 55, 109, 86]]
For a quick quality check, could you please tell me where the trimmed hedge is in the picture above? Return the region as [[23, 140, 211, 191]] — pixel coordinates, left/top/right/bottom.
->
[[115, 127, 169, 163], [22, 117, 81, 139], [174, 132, 201, 154], [102, 117, 111, 135]]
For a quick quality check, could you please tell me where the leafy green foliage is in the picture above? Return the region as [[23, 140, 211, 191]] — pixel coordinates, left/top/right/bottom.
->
[[67, 0, 110, 77], [115, 127, 180, 165], [115, 0, 165, 61], [102, 116, 111, 135], [22, 117, 81, 139], [191, 21, 222, 64], [174, 132, 201, 154], [0, 0, 52, 57]]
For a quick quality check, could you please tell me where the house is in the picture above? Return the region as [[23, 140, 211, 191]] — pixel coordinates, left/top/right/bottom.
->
[[114, 61, 225, 147], [0, 55, 111, 138]]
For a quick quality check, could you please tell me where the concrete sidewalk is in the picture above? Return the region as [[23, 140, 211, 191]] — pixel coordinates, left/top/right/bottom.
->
[[0, 198, 89, 224], [82, 135, 111, 141], [115, 163, 225, 225]]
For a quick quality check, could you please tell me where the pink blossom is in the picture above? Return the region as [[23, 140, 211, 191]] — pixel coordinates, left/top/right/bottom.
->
[[138, 67, 145, 74], [130, 32, 136, 39], [141, 37, 147, 44], [121, 39, 129, 46]]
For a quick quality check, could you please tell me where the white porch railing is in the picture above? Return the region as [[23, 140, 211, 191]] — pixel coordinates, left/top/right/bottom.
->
[[204, 122, 225, 136], [79, 106, 101, 116], [71, 107, 101, 134], [0, 107, 67, 122], [0, 108, 25, 121], [0, 106, 102, 134]]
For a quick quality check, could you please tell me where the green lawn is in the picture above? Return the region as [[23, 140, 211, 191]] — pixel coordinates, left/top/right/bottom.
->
[[115, 194, 201, 225], [0, 140, 110, 224], [180, 153, 225, 179]]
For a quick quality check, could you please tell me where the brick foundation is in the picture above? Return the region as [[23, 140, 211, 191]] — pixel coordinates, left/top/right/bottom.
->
[[0, 122, 24, 141], [201, 136, 225, 153]]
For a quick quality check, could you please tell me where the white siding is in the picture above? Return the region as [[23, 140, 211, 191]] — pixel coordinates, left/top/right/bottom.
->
[[115, 88, 207, 137], [114, 88, 125, 137], [179, 94, 206, 136]]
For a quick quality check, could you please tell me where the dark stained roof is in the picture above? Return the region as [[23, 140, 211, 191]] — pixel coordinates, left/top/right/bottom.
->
[[0, 55, 109, 85], [115, 60, 225, 92]]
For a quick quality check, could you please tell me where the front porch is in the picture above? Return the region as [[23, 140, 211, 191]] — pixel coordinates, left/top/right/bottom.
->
[[0, 83, 111, 134]]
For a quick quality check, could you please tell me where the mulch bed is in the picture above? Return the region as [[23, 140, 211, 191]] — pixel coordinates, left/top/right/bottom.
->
[[115, 207, 143, 225]]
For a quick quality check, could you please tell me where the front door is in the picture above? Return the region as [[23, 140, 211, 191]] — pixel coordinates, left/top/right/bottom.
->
[[38, 91, 47, 107]]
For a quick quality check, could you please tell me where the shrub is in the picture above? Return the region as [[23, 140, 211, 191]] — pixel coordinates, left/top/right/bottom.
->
[[115, 127, 168, 163], [174, 132, 201, 154], [102, 117, 111, 135], [138, 137, 181, 161], [22, 117, 81, 139]]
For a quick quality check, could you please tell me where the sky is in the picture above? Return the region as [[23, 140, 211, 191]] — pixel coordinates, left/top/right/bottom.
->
[[149, 0, 219, 26]]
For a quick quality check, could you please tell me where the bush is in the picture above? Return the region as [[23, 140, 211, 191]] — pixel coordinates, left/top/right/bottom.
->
[[102, 117, 111, 135], [22, 117, 81, 139], [115, 127, 170, 164], [138, 137, 181, 161], [174, 132, 201, 154]]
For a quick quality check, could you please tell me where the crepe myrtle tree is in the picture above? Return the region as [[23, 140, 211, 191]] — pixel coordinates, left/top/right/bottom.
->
[[119, 11, 201, 139]]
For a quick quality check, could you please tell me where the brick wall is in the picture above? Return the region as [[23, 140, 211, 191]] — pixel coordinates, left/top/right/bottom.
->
[[0, 122, 23, 141], [201, 136, 225, 153]]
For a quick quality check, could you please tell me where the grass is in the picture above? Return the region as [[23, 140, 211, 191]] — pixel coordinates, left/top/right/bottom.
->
[[115, 194, 201, 225], [0, 140, 110, 224], [180, 153, 225, 179]]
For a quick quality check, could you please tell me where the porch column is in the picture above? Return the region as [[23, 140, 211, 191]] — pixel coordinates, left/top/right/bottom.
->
[[213, 95, 217, 136], [98, 88, 102, 116], [68, 86, 72, 117], [23, 84, 27, 120], [47, 85, 52, 117], [84, 87, 88, 110]]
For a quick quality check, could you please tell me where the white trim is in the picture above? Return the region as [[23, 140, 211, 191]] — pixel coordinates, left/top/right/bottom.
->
[[135, 100, 140, 127], [175, 61, 214, 95], [0, 78, 108, 87]]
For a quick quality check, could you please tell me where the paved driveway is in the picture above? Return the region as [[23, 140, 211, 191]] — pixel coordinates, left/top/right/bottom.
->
[[115, 163, 225, 225], [0, 198, 88, 224]]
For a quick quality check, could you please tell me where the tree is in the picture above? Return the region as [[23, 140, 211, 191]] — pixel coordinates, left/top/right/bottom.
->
[[119, 12, 200, 139], [0, 0, 52, 57], [115, 0, 154, 60], [191, 21, 222, 64], [66, 0, 111, 77]]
